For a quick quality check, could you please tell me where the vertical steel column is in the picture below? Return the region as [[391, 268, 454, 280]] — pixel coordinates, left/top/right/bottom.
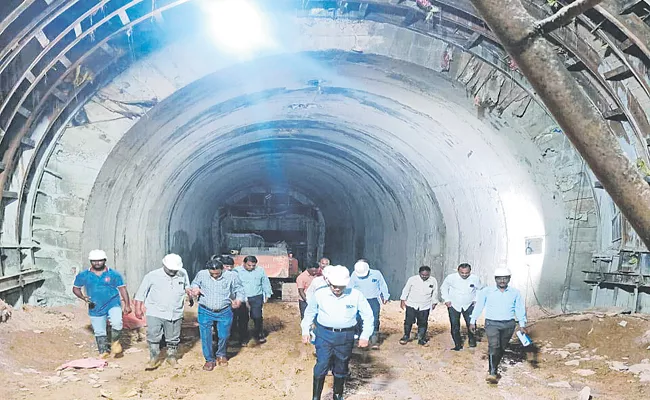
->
[[469, 0, 650, 249]]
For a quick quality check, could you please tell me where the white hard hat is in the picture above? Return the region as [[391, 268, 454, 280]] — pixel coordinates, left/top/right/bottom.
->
[[162, 253, 183, 271], [327, 265, 351, 287], [88, 249, 107, 261], [354, 261, 370, 277], [322, 265, 333, 278], [494, 267, 512, 277]]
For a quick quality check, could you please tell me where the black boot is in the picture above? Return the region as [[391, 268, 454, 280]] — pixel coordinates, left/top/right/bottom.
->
[[311, 376, 325, 400], [95, 336, 110, 358], [333, 376, 345, 400], [254, 318, 266, 343], [417, 326, 429, 346], [110, 329, 123, 355], [451, 329, 463, 350], [400, 326, 411, 344], [486, 354, 499, 383], [468, 330, 477, 347]]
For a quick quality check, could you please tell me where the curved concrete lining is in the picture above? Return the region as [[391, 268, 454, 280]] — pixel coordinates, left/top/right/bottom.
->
[[81, 51, 566, 299]]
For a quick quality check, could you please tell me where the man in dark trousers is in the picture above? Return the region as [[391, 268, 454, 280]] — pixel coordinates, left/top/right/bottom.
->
[[234, 255, 273, 345], [72, 249, 131, 358], [296, 263, 321, 319], [399, 266, 438, 346], [440, 263, 483, 351], [301, 265, 374, 400], [470, 267, 528, 384]]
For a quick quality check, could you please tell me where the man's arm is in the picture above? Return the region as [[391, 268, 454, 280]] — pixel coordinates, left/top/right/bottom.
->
[[357, 294, 375, 346], [133, 275, 151, 319], [377, 272, 390, 303], [514, 290, 527, 330], [399, 277, 413, 310], [440, 275, 451, 306], [431, 277, 439, 310], [261, 270, 273, 301], [114, 272, 131, 314], [300, 296, 319, 342], [231, 274, 246, 306], [72, 274, 88, 302], [469, 287, 488, 325]]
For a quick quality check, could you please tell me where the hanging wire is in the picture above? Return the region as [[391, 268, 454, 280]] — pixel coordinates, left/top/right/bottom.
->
[[561, 158, 588, 313]]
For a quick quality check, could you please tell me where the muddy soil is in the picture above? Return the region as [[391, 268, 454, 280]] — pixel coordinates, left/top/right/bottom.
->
[[0, 301, 648, 400]]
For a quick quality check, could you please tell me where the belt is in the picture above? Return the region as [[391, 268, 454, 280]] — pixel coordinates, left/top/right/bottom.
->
[[199, 304, 230, 313], [319, 325, 356, 332]]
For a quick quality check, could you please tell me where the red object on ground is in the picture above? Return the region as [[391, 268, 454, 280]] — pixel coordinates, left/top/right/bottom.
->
[[56, 358, 107, 370]]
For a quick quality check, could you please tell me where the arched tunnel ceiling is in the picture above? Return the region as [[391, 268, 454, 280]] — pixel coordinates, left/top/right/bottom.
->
[[1, 0, 650, 309]]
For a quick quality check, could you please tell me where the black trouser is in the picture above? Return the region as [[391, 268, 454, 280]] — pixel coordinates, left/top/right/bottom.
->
[[234, 294, 264, 342], [485, 319, 516, 374], [448, 304, 475, 347], [404, 306, 430, 341], [355, 298, 381, 344], [299, 300, 308, 320]]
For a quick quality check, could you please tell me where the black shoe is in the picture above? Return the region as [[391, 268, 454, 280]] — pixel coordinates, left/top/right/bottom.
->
[[469, 341, 477, 348], [399, 335, 409, 345], [451, 345, 463, 351], [417, 339, 430, 347]]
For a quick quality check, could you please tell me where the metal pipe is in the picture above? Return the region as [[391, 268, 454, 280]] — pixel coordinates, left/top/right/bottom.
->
[[534, 0, 604, 35], [469, 0, 650, 249]]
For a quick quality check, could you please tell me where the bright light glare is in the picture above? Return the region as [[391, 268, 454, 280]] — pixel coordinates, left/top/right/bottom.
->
[[201, 0, 272, 53]]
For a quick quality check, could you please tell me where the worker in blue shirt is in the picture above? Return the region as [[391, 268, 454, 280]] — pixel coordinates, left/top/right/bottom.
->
[[72, 249, 132, 358], [349, 260, 389, 350], [301, 265, 374, 400], [233, 255, 273, 345], [470, 267, 528, 384]]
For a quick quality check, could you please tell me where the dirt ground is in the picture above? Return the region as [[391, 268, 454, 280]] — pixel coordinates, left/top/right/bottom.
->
[[0, 301, 649, 400]]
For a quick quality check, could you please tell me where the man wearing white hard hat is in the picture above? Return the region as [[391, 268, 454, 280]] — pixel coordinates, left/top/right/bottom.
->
[[349, 259, 389, 349], [301, 265, 374, 400], [470, 267, 528, 384], [72, 249, 132, 358], [134, 253, 192, 370], [305, 263, 333, 301]]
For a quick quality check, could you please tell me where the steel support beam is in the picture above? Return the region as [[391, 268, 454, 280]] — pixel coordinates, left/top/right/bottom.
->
[[534, 0, 604, 35], [469, 0, 650, 250]]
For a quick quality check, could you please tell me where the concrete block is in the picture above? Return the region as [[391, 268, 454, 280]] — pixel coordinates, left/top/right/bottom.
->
[[281, 283, 300, 302]]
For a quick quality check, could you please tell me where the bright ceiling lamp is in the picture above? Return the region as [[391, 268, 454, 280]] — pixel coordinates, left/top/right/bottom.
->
[[200, 0, 273, 54]]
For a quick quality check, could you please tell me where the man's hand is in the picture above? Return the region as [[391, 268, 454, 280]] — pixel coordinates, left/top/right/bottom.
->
[[431, 303, 437, 310], [246, 301, 251, 310], [190, 287, 201, 297], [444, 301, 451, 307], [469, 323, 477, 333], [232, 299, 242, 309], [302, 335, 310, 344], [135, 309, 144, 320], [382, 299, 388, 305], [358, 339, 369, 348], [263, 297, 268, 304], [123, 304, 132, 315], [400, 300, 406, 310]]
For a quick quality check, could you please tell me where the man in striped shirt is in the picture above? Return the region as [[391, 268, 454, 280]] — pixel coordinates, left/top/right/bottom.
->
[[190, 259, 245, 371]]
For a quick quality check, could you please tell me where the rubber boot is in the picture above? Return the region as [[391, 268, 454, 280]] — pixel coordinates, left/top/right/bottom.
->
[[333, 376, 345, 400], [166, 344, 179, 368], [417, 326, 429, 346], [468, 329, 477, 348], [451, 329, 463, 350], [311, 376, 325, 400], [145, 343, 162, 371], [254, 318, 266, 343], [486, 354, 499, 384], [400, 326, 410, 344], [110, 329, 123, 356], [95, 336, 110, 359]]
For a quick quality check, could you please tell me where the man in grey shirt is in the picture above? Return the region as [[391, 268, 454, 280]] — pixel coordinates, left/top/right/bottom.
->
[[134, 253, 191, 370], [190, 258, 245, 371]]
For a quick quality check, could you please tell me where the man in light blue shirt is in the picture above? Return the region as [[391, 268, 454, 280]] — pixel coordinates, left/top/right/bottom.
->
[[470, 267, 528, 384], [301, 265, 374, 400], [190, 259, 245, 371], [233, 255, 273, 345], [349, 260, 389, 349], [440, 262, 482, 351]]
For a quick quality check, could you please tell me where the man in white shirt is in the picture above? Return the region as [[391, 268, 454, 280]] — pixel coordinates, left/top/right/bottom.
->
[[301, 265, 374, 400], [440, 263, 482, 351], [399, 266, 439, 346]]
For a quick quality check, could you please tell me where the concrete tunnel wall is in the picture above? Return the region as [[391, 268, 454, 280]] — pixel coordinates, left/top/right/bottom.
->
[[29, 18, 596, 309]]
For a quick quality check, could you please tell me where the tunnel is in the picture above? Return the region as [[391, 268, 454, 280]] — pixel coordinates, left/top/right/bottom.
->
[[2, 0, 650, 313]]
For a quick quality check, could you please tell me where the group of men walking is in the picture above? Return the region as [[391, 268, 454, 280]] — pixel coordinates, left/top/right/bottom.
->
[[73, 250, 273, 372], [72, 249, 528, 399]]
